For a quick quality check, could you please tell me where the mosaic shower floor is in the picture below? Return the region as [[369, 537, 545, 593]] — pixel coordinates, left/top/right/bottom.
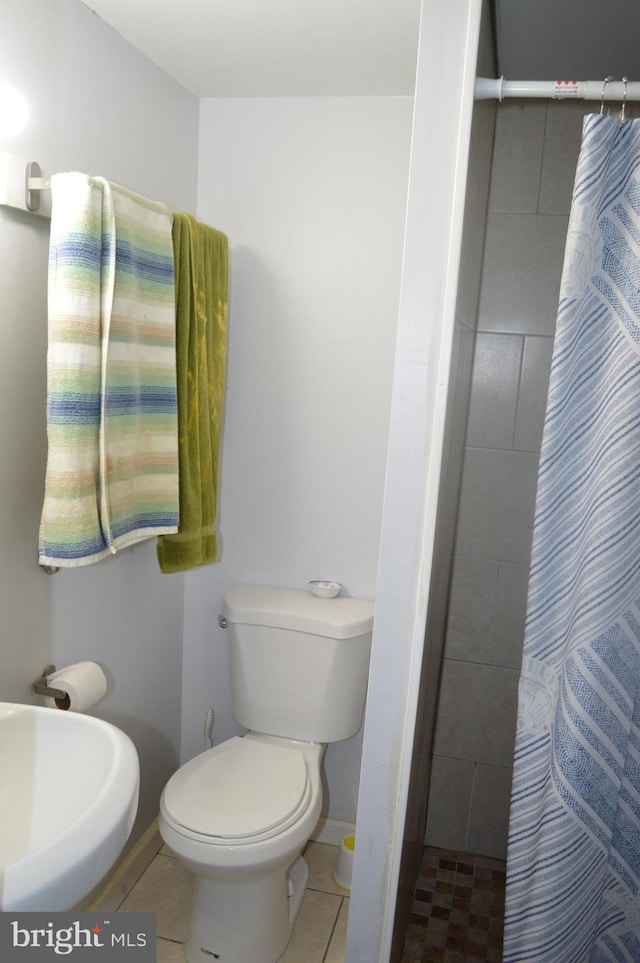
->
[[401, 847, 506, 962]]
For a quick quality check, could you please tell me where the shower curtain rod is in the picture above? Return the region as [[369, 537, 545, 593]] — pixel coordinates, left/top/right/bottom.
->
[[476, 77, 640, 103]]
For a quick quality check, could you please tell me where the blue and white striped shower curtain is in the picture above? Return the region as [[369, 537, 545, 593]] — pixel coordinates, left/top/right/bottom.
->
[[505, 114, 640, 962]]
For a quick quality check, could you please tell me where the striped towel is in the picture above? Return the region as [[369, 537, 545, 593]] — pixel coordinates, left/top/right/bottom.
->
[[38, 173, 178, 567]]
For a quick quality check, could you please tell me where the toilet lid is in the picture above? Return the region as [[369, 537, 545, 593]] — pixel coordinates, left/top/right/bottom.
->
[[162, 737, 310, 841]]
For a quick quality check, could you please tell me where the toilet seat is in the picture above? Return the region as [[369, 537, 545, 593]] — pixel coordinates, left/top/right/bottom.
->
[[161, 737, 312, 845]]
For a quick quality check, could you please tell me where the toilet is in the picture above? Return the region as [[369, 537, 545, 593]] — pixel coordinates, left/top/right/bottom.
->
[[159, 584, 374, 963]]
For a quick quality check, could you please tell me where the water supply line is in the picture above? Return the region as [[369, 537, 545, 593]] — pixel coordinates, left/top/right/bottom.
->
[[203, 709, 215, 749]]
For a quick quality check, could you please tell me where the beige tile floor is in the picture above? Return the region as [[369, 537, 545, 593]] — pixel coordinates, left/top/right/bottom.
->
[[116, 840, 349, 962]]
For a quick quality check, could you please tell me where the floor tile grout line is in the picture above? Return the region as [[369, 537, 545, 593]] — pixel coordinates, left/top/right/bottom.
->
[[307, 885, 349, 896], [320, 895, 345, 963], [114, 850, 170, 912]]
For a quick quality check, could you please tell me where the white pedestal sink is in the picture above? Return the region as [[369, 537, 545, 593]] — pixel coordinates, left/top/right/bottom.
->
[[0, 702, 139, 910]]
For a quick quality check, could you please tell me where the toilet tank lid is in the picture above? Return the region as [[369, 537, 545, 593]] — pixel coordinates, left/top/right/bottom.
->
[[222, 585, 374, 639]]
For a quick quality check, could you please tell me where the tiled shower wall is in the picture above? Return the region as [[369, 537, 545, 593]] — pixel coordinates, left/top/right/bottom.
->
[[425, 99, 590, 859]]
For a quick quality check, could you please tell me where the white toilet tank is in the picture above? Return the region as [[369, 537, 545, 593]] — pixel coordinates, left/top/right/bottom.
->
[[222, 585, 374, 743]]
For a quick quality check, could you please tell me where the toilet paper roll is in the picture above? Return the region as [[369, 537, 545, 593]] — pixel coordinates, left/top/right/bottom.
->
[[44, 661, 108, 712]]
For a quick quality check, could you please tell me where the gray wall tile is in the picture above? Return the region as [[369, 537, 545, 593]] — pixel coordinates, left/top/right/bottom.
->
[[466, 333, 523, 449], [425, 755, 475, 851], [514, 335, 554, 452], [466, 764, 513, 859], [492, 562, 529, 669], [478, 213, 569, 335], [426, 101, 587, 860], [456, 100, 496, 326], [455, 448, 539, 564], [443, 322, 476, 480], [488, 101, 546, 214], [442, 321, 473, 482], [433, 660, 519, 767], [417, 656, 444, 756], [445, 556, 528, 670], [539, 102, 587, 215], [445, 555, 499, 660]]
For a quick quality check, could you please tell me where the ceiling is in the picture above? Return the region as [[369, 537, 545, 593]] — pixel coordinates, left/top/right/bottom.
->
[[82, 0, 422, 98], [495, 0, 640, 84], [83, 0, 640, 100]]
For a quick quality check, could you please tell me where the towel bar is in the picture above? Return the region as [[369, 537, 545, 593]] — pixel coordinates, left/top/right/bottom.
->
[[40, 563, 60, 574], [26, 160, 50, 212], [0, 151, 51, 217]]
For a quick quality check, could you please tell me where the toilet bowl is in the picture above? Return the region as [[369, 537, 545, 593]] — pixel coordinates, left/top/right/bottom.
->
[[160, 734, 324, 963], [159, 584, 374, 963]]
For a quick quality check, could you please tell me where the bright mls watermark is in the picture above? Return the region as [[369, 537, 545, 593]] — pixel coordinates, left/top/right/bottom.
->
[[0, 913, 156, 961]]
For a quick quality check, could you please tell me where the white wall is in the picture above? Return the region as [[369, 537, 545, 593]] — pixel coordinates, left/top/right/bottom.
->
[[347, 2, 486, 959], [184, 96, 413, 819], [0, 0, 198, 840], [392, 4, 496, 945]]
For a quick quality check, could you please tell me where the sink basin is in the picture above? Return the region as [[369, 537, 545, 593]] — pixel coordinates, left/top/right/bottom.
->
[[0, 701, 139, 910]]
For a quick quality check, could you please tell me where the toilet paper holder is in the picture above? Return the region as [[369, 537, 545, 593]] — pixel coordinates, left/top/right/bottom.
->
[[32, 665, 68, 702]]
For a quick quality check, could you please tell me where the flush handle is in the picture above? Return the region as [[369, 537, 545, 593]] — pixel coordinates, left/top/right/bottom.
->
[[218, 615, 227, 629]]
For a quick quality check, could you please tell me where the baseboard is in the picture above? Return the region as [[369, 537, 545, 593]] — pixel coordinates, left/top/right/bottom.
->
[[84, 819, 163, 912], [311, 816, 356, 847]]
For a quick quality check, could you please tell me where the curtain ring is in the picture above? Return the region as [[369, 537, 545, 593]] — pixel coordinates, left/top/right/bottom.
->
[[620, 76, 629, 120], [600, 75, 614, 114]]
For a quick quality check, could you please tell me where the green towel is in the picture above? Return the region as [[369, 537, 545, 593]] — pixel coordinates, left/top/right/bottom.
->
[[157, 213, 228, 573]]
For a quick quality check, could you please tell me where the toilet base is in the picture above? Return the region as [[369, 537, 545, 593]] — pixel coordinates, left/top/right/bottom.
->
[[184, 855, 309, 963]]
